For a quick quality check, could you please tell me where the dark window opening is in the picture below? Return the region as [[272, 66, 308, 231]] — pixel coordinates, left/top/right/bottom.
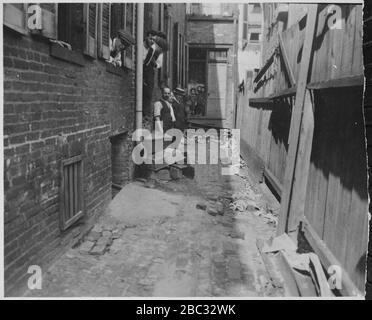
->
[[57, 3, 85, 52], [250, 32, 260, 42]]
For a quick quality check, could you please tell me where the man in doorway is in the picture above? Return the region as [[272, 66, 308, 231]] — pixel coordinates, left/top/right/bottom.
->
[[153, 86, 176, 135]]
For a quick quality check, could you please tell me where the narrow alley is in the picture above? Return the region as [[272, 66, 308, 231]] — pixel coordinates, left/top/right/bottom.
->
[[24, 160, 282, 297], [3, 2, 370, 299]]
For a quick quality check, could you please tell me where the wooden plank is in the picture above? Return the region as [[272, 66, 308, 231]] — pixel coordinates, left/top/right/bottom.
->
[[253, 53, 275, 84], [249, 97, 273, 105], [329, 15, 344, 80], [277, 4, 319, 235], [344, 87, 369, 291], [322, 90, 345, 264], [308, 253, 334, 296], [264, 167, 282, 199], [307, 75, 364, 89], [352, 5, 363, 76], [278, 250, 318, 297], [339, 5, 355, 77], [286, 89, 315, 231], [334, 89, 356, 268], [256, 239, 286, 290], [301, 216, 363, 296]]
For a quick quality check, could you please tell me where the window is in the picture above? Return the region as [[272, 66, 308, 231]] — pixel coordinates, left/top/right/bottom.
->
[[60, 155, 84, 230], [252, 4, 262, 14], [208, 50, 228, 62], [58, 4, 86, 53], [110, 3, 135, 69], [250, 32, 260, 42]]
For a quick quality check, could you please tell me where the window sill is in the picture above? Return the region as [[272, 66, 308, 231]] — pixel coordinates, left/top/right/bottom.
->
[[50, 43, 85, 67], [106, 62, 126, 77]]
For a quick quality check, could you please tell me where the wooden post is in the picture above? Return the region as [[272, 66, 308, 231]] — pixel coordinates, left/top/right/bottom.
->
[[277, 4, 318, 236]]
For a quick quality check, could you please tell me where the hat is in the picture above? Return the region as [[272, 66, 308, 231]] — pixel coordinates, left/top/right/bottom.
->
[[118, 29, 135, 46], [153, 35, 168, 51], [156, 31, 167, 40], [174, 87, 186, 96]]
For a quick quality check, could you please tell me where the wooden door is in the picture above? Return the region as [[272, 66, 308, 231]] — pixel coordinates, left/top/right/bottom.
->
[[206, 62, 227, 118]]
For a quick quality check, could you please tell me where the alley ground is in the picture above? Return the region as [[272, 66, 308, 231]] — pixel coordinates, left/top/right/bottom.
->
[[24, 160, 283, 297]]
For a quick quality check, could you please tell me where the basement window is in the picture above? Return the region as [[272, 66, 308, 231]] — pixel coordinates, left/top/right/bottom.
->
[[60, 155, 84, 230]]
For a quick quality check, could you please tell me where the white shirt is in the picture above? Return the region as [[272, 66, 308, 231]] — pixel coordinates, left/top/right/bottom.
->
[[154, 100, 176, 122], [143, 43, 163, 69]]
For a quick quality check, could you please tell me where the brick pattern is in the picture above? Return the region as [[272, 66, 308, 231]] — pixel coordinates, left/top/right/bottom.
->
[[187, 21, 236, 45], [3, 25, 135, 295]]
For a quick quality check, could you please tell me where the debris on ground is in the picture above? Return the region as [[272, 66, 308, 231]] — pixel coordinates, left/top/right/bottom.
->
[[261, 233, 296, 253], [207, 207, 218, 216], [79, 223, 124, 256], [196, 203, 207, 210], [227, 229, 245, 240]]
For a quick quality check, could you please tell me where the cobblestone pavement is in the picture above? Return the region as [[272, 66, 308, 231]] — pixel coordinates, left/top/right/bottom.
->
[[24, 162, 282, 297]]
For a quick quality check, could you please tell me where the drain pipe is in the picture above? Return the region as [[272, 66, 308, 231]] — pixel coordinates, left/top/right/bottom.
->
[[136, 3, 144, 131]]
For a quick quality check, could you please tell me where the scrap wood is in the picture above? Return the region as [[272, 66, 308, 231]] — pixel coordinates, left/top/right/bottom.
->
[[256, 239, 285, 289], [261, 233, 297, 254], [308, 253, 334, 297], [279, 250, 317, 297]]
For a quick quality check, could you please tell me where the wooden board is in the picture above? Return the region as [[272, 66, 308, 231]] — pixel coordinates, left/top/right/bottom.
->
[[277, 4, 319, 235]]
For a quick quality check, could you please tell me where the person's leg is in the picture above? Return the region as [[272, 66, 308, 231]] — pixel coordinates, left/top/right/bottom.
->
[[142, 67, 155, 118]]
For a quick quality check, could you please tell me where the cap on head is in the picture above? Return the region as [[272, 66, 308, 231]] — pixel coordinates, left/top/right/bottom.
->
[[174, 87, 186, 96]]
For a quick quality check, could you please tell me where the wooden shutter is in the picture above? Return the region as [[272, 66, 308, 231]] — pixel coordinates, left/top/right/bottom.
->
[[40, 3, 57, 39], [84, 3, 98, 58], [60, 155, 84, 230], [98, 3, 111, 59], [3, 4, 27, 35], [123, 3, 135, 69]]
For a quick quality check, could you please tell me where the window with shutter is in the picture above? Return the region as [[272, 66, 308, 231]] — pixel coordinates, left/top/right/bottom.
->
[[108, 3, 135, 69], [60, 155, 84, 230], [3, 3, 27, 35], [84, 3, 98, 58], [98, 3, 111, 59]]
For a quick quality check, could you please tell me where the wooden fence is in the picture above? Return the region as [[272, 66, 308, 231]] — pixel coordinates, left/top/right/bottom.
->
[[237, 3, 368, 295]]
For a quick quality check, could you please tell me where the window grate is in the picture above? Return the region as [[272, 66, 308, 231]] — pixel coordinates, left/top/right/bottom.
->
[[60, 155, 84, 230]]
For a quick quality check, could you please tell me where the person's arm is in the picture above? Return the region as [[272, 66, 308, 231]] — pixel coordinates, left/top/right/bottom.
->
[[155, 52, 163, 69], [153, 102, 163, 134]]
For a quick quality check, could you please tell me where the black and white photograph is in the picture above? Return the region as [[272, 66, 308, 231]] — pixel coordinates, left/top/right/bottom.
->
[[1, 0, 371, 302]]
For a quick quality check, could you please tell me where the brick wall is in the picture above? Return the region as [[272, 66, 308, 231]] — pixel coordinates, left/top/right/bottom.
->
[[3, 25, 135, 295], [187, 19, 235, 45]]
